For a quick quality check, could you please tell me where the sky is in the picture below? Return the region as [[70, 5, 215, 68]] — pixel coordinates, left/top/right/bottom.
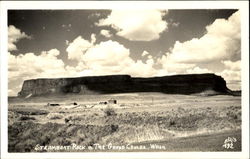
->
[[8, 9, 241, 96]]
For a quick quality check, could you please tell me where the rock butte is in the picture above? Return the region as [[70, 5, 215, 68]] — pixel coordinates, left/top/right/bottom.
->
[[18, 73, 232, 97]]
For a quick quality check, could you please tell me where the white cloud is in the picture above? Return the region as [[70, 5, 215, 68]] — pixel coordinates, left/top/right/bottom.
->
[[158, 54, 195, 74], [97, 10, 167, 41], [9, 11, 242, 95], [158, 11, 241, 77], [177, 60, 241, 91], [187, 67, 212, 74], [81, 40, 156, 77], [65, 40, 69, 45], [66, 36, 94, 61], [8, 25, 31, 51], [219, 69, 241, 82], [217, 67, 241, 90], [172, 22, 180, 27], [148, 55, 153, 59], [163, 11, 240, 64], [217, 60, 241, 90], [122, 59, 156, 77], [142, 51, 149, 57], [88, 12, 102, 19], [8, 49, 66, 79], [66, 38, 157, 78], [222, 60, 241, 71], [91, 33, 96, 43], [100, 29, 112, 38], [8, 49, 69, 96], [83, 40, 131, 68]]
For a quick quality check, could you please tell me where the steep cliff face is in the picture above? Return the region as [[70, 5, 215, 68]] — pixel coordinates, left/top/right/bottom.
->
[[18, 74, 231, 97]]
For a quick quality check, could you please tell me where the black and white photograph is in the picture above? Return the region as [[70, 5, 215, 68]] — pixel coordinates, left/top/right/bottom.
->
[[0, 1, 249, 159]]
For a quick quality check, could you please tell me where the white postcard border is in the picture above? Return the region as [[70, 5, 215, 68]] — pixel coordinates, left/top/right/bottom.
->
[[0, 1, 249, 159]]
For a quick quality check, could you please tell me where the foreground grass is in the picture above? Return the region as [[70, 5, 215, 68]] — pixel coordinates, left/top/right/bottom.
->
[[8, 104, 241, 152], [131, 129, 241, 152]]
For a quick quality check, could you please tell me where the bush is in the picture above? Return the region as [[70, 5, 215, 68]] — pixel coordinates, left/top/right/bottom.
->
[[15, 139, 37, 152], [111, 124, 119, 132], [103, 107, 117, 116], [19, 116, 36, 121], [10, 108, 49, 115]]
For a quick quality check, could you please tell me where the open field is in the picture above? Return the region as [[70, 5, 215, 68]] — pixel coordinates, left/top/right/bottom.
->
[[8, 93, 241, 152]]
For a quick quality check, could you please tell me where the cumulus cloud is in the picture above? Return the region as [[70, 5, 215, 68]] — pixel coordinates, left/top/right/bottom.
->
[[8, 25, 31, 51], [123, 59, 156, 77], [155, 11, 241, 90], [83, 40, 130, 67], [66, 34, 96, 61], [158, 11, 241, 75], [81, 40, 156, 77], [222, 60, 241, 71], [161, 11, 240, 64], [187, 67, 212, 74], [91, 34, 96, 43], [218, 66, 241, 90], [66, 37, 157, 78], [96, 10, 168, 41], [8, 11, 242, 95], [8, 49, 69, 96], [220, 59, 241, 90], [8, 49, 67, 79], [148, 55, 153, 59], [218, 60, 241, 87], [100, 29, 112, 38], [219, 69, 241, 81], [158, 54, 195, 74]]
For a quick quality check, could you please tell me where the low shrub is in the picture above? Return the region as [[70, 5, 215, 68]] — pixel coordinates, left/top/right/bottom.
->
[[10, 108, 49, 115], [19, 116, 36, 121], [103, 107, 117, 116]]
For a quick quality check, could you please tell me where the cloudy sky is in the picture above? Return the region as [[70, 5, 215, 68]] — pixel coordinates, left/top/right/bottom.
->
[[8, 9, 241, 96]]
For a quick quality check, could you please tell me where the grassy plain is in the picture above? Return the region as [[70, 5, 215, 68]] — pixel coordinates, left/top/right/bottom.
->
[[8, 93, 241, 152]]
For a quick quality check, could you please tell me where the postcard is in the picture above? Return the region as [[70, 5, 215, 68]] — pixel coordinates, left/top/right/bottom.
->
[[0, 1, 249, 159]]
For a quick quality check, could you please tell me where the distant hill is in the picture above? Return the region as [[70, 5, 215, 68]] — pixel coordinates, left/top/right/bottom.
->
[[18, 73, 233, 97]]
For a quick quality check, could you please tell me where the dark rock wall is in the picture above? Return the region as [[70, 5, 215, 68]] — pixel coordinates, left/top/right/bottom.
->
[[18, 74, 230, 97]]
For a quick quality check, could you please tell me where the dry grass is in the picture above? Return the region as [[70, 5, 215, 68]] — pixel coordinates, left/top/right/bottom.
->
[[9, 107, 49, 115], [8, 122, 119, 152], [8, 93, 241, 152], [46, 113, 64, 120]]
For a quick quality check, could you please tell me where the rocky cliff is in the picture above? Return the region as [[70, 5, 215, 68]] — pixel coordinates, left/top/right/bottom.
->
[[18, 73, 231, 97]]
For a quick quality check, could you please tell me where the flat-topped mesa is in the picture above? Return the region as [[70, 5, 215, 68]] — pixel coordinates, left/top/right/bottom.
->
[[18, 73, 231, 97]]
